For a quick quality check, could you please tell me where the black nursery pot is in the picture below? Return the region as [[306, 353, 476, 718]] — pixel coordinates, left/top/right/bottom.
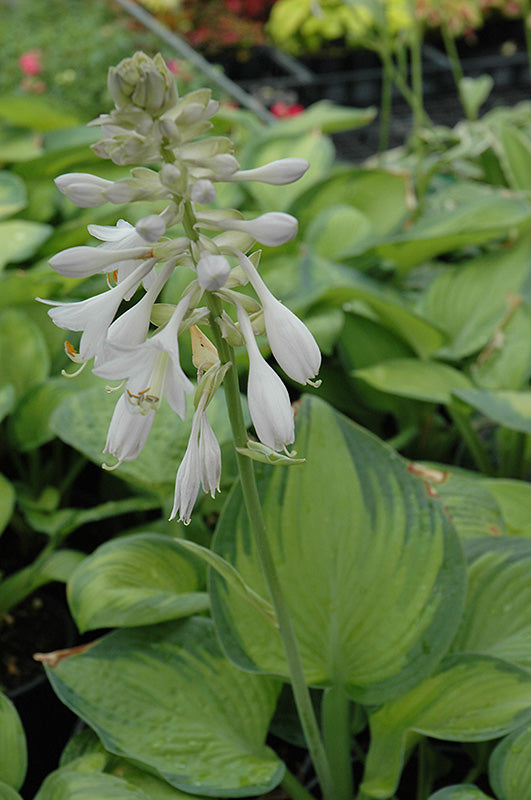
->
[[5, 592, 78, 799]]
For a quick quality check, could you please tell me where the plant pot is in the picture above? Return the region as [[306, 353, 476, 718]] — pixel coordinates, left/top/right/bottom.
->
[[2, 591, 78, 799]]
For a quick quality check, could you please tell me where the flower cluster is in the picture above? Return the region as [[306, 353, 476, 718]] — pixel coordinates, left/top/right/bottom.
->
[[42, 52, 320, 524]]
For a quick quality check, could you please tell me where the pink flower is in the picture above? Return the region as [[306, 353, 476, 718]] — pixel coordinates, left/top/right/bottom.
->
[[270, 101, 305, 118], [19, 50, 42, 77]]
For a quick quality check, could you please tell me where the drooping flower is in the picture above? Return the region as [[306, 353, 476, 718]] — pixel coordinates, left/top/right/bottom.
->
[[237, 305, 295, 451], [103, 393, 156, 467], [38, 259, 156, 365], [237, 251, 321, 384]]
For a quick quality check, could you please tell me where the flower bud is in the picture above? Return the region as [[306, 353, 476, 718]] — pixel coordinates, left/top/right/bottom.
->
[[196, 254, 231, 291], [219, 212, 298, 247], [191, 179, 216, 204], [228, 158, 309, 185], [108, 52, 178, 116], [135, 214, 166, 243], [55, 173, 112, 208]]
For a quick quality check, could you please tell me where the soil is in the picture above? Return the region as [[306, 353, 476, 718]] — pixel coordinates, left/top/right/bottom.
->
[[1, 591, 74, 696]]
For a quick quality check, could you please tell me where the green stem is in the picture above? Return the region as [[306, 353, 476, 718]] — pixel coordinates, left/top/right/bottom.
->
[[448, 403, 494, 476], [205, 294, 335, 800], [281, 768, 317, 800], [440, 26, 470, 118], [497, 429, 527, 479], [523, 0, 531, 79], [378, 53, 393, 154], [407, 0, 425, 138], [322, 685, 353, 800]]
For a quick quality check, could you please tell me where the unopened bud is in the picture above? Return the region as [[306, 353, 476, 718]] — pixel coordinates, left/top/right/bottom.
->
[[135, 215, 166, 243], [191, 179, 216, 204], [196, 254, 231, 291]]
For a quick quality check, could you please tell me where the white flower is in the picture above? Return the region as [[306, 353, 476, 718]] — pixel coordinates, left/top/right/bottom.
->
[[135, 214, 166, 243], [215, 212, 298, 247], [191, 179, 216, 204], [237, 305, 294, 451], [237, 252, 321, 384], [55, 173, 113, 208], [103, 393, 155, 466], [38, 260, 155, 364], [199, 413, 221, 498], [170, 420, 201, 524], [170, 397, 222, 524], [94, 294, 194, 418], [227, 158, 309, 185], [196, 254, 231, 291]]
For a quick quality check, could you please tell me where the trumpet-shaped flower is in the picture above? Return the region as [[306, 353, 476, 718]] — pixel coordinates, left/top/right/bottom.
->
[[39, 259, 155, 364], [237, 305, 294, 452], [170, 395, 221, 524], [237, 252, 321, 384], [227, 158, 309, 185], [103, 393, 155, 465], [94, 294, 194, 418], [213, 212, 298, 247]]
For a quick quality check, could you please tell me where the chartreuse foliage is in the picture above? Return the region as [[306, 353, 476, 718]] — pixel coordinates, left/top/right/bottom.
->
[[0, 694, 26, 792], [45, 617, 283, 797], [210, 397, 466, 704]]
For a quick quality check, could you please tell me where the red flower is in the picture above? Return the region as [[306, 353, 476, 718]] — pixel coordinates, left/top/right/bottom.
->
[[270, 101, 305, 118], [19, 50, 42, 77]]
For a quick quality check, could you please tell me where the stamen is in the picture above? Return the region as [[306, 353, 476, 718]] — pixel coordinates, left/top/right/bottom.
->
[[105, 381, 125, 393], [102, 459, 123, 472], [61, 362, 87, 378], [306, 378, 322, 388]]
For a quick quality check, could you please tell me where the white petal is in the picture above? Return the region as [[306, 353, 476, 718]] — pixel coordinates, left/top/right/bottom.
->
[[237, 251, 321, 384], [219, 212, 298, 247], [55, 173, 113, 208], [199, 413, 221, 497], [103, 394, 155, 463], [170, 415, 201, 523], [238, 306, 294, 451], [49, 244, 152, 277], [196, 254, 231, 291], [228, 158, 309, 185]]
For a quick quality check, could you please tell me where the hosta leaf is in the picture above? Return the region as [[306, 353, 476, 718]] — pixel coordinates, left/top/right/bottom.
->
[[292, 166, 409, 239], [428, 786, 493, 800], [0, 385, 15, 423], [451, 538, 531, 669], [50, 386, 233, 499], [0, 221, 52, 269], [306, 204, 374, 260], [355, 358, 472, 404], [0, 172, 26, 220], [0, 783, 23, 800], [0, 309, 50, 399], [34, 770, 151, 800], [0, 695, 26, 791], [453, 389, 531, 433], [471, 304, 531, 391], [362, 654, 531, 798], [489, 721, 531, 800], [480, 478, 531, 537], [210, 396, 466, 704], [0, 474, 15, 538], [407, 463, 507, 540], [498, 123, 531, 191], [0, 96, 80, 131], [376, 188, 531, 271], [44, 618, 283, 797], [60, 729, 211, 799], [418, 237, 531, 360], [68, 533, 209, 632]]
